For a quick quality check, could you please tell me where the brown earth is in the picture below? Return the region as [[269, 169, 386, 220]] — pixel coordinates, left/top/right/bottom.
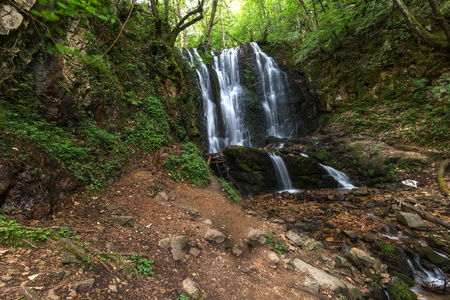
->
[[0, 144, 449, 300]]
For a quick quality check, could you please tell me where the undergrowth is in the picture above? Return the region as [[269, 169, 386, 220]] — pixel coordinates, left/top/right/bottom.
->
[[218, 178, 240, 202]]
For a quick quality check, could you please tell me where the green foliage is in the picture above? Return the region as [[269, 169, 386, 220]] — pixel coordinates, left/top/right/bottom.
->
[[32, 0, 113, 23], [130, 254, 155, 276], [266, 233, 285, 254], [164, 142, 211, 187], [0, 217, 53, 247], [218, 178, 240, 202], [177, 295, 189, 300], [124, 95, 171, 151]]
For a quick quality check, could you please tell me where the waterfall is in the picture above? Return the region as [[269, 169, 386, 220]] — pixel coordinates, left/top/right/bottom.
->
[[319, 164, 357, 189], [212, 48, 251, 148], [185, 43, 300, 153], [182, 49, 221, 153], [250, 42, 296, 138], [268, 152, 295, 191]]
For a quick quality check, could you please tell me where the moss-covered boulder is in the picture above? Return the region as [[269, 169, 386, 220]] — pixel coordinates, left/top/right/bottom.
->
[[386, 277, 417, 300], [419, 247, 450, 272]]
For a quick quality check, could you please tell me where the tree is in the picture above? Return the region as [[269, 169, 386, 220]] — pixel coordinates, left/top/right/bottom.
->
[[149, 0, 205, 48], [203, 0, 219, 48]]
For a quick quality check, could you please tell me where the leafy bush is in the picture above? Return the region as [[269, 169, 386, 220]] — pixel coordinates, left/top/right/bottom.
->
[[164, 142, 210, 187]]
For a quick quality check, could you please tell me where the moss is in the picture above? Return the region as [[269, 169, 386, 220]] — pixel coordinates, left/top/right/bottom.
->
[[419, 247, 450, 268], [387, 277, 417, 300], [390, 271, 414, 287]]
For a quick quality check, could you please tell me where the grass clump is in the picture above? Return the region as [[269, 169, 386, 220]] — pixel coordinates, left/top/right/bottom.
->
[[218, 178, 240, 202], [164, 142, 210, 187], [0, 216, 53, 247]]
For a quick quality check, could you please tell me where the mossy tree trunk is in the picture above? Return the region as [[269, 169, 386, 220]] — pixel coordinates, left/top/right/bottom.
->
[[393, 0, 449, 49], [427, 0, 450, 47]]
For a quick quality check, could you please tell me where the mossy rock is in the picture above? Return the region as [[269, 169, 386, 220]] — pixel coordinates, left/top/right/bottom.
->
[[387, 277, 417, 300], [419, 247, 450, 270], [389, 271, 414, 287]]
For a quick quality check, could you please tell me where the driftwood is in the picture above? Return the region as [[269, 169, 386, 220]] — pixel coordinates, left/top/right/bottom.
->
[[395, 198, 450, 230], [437, 159, 450, 197]]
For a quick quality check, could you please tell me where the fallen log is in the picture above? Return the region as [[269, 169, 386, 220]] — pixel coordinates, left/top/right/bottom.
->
[[395, 198, 450, 230]]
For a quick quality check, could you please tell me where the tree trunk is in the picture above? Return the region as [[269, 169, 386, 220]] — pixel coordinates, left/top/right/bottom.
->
[[427, 0, 450, 46], [393, 0, 445, 49], [221, 8, 225, 49], [204, 0, 219, 46], [298, 0, 316, 31]]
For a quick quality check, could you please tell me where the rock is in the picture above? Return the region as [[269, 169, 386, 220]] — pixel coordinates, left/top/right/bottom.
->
[[45, 289, 60, 300], [1, 275, 12, 281], [334, 256, 351, 268], [0, 5, 24, 35], [189, 248, 201, 258], [362, 235, 375, 243], [12, 0, 37, 11], [60, 253, 78, 264], [352, 188, 369, 197], [106, 241, 115, 253], [108, 285, 117, 292], [396, 212, 426, 230], [386, 277, 417, 300], [246, 228, 267, 246], [304, 238, 323, 251], [49, 269, 65, 280], [156, 191, 168, 206], [232, 247, 243, 256], [70, 278, 95, 293], [419, 248, 450, 270], [111, 215, 133, 226], [342, 230, 359, 242], [182, 277, 200, 299], [188, 208, 199, 216], [159, 236, 189, 261], [267, 251, 280, 264], [204, 229, 226, 243], [272, 218, 285, 224], [20, 286, 41, 299], [345, 248, 374, 268], [294, 222, 321, 232], [285, 230, 304, 246], [292, 258, 350, 292]]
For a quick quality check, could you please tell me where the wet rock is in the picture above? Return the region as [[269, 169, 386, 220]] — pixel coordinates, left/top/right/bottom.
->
[[386, 277, 417, 300], [70, 278, 95, 293], [111, 215, 133, 226], [396, 212, 426, 230], [342, 230, 359, 242], [352, 188, 369, 197], [294, 222, 321, 232], [419, 248, 450, 271], [204, 229, 226, 243], [267, 251, 280, 264], [182, 277, 200, 299], [20, 286, 41, 299], [159, 236, 189, 261], [362, 235, 375, 243], [246, 228, 267, 246]]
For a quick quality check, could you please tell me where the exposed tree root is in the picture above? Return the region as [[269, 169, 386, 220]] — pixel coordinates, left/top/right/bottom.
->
[[437, 159, 450, 197]]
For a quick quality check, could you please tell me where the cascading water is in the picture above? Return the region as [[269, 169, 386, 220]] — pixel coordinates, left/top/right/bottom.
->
[[319, 164, 357, 189], [268, 152, 295, 191], [212, 47, 252, 149], [250, 42, 297, 138], [182, 48, 221, 153]]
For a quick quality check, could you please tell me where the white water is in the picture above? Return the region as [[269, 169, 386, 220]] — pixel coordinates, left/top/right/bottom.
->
[[183, 49, 221, 153], [250, 42, 297, 138], [212, 48, 252, 149], [407, 257, 449, 299], [268, 152, 294, 191], [319, 164, 357, 189]]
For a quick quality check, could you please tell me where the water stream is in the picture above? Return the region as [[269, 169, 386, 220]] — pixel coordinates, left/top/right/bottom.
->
[[268, 152, 296, 192], [319, 164, 357, 189]]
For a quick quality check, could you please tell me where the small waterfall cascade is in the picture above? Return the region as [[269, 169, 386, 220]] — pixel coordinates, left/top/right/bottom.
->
[[183, 48, 221, 153], [212, 47, 251, 148], [319, 164, 357, 189], [250, 42, 296, 138], [268, 152, 294, 191], [407, 257, 447, 290]]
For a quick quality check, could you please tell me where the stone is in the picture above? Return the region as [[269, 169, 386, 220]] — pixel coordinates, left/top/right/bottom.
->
[[362, 235, 375, 243], [0, 5, 24, 35], [70, 278, 95, 293], [108, 285, 117, 292], [342, 230, 359, 242], [60, 253, 78, 265], [386, 277, 417, 300], [20, 286, 41, 299], [111, 215, 133, 226], [156, 191, 168, 206], [189, 248, 201, 258], [159, 236, 189, 261], [1, 275, 12, 281], [352, 188, 369, 197], [49, 269, 65, 280], [45, 289, 60, 300], [204, 229, 226, 243], [345, 248, 374, 268], [334, 256, 351, 268], [285, 230, 304, 246], [232, 247, 243, 256], [246, 228, 267, 246], [272, 218, 285, 224], [292, 258, 349, 292], [182, 277, 200, 299], [267, 251, 280, 264], [13, 0, 37, 11], [396, 212, 426, 230], [188, 208, 199, 216], [294, 222, 321, 232]]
